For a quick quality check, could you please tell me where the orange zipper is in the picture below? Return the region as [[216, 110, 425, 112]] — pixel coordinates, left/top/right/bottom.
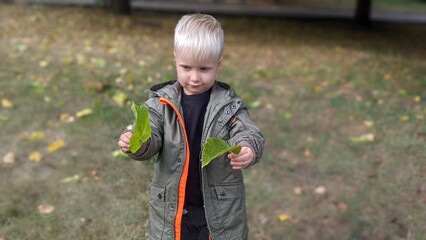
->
[[159, 97, 190, 240]]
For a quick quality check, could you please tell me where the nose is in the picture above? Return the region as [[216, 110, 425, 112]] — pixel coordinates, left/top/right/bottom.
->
[[189, 70, 200, 82]]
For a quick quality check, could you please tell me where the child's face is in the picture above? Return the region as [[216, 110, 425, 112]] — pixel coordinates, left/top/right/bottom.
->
[[175, 51, 221, 95]]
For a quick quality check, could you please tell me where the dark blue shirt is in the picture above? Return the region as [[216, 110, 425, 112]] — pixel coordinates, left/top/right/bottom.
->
[[181, 88, 211, 207]]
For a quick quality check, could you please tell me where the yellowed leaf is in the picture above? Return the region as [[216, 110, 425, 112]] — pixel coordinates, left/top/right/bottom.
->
[[2, 98, 13, 108], [3, 152, 15, 164], [400, 115, 410, 121], [112, 91, 128, 107], [29, 151, 42, 162], [25, 131, 45, 141], [38, 204, 55, 214], [350, 133, 375, 143], [48, 140, 65, 152], [414, 96, 421, 103], [60, 175, 80, 183], [75, 108, 93, 118], [278, 214, 292, 222]]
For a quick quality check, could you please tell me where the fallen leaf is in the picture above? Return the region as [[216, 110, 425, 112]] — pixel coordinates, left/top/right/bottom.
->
[[303, 148, 311, 157], [75, 108, 93, 118], [38, 204, 55, 214], [249, 100, 261, 109], [1, 98, 13, 108], [28, 151, 42, 162], [282, 111, 292, 120], [363, 120, 374, 127], [91, 170, 100, 181], [113, 91, 128, 107], [60, 174, 80, 183], [259, 214, 268, 225], [337, 202, 348, 210], [39, 60, 49, 68], [60, 113, 75, 123], [414, 96, 421, 103], [48, 140, 65, 152], [3, 152, 15, 164], [350, 133, 375, 143], [25, 131, 45, 141], [400, 115, 410, 121], [202, 138, 241, 168], [17, 43, 28, 52], [294, 186, 303, 196], [278, 214, 292, 222], [314, 185, 327, 195]]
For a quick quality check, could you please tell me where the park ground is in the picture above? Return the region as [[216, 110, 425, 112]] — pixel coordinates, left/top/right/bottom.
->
[[0, 3, 426, 240]]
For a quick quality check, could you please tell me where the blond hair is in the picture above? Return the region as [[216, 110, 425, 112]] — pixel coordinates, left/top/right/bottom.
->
[[174, 14, 224, 64]]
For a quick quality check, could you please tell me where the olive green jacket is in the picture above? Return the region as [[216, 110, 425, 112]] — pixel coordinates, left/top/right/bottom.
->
[[125, 81, 264, 240]]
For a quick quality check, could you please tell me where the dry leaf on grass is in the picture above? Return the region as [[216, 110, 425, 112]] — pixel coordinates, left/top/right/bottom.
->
[[25, 131, 45, 141], [278, 214, 292, 222], [3, 152, 15, 164], [294, 186, 303, 196], [75, 108, 93, 118], [314, 185, 327, 195], [350, 133, 375, 143], [28, 151, 42, 162], [48, 140, 65, 152], [38, 204, 55, 214], [60, 175, 80, 183], [60, 113, 75, 123], [1, 98, 13, 108]]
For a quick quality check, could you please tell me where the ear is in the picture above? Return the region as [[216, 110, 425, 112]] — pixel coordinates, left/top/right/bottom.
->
[[173, 51, 176, 58], [218, 56, 223, 67]]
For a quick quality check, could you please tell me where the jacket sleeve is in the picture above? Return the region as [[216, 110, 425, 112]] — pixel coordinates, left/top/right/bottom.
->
[[228, 103, 264, 167], [124, 98, 164, 161]]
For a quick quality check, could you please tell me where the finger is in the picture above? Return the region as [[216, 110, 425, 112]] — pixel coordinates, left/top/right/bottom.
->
[[230, 161, 247, 170], [230, 158, 250, 168], [118, 139, 130, 148]]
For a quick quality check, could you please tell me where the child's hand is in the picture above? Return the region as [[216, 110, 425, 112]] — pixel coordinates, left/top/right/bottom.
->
[[228, 146, 254, 170], [118, 131, 133, 153]]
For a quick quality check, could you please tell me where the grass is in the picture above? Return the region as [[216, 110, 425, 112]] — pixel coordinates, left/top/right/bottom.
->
[[1, 3, 426, 240]]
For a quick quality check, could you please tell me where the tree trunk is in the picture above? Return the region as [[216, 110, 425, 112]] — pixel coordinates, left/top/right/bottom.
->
[[355, 0, 372, 26], [111, 0, 131, 15]]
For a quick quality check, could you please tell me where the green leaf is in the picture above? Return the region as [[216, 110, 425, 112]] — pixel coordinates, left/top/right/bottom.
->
[[129, 102, 152, 153], [201, 138, 241, 168]]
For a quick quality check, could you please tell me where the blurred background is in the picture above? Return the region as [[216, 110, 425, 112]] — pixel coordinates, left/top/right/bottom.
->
[[1, 0, 426, 239]]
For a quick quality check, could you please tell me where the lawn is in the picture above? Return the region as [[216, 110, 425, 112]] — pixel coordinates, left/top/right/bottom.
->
[[1, 4, 426, 240]]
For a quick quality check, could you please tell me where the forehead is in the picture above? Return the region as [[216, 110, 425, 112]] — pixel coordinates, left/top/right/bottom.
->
[[175, 50, 219, 66]]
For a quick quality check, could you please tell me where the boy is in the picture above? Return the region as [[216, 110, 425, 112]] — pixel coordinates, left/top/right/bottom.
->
[[118, 14, 264, 240]]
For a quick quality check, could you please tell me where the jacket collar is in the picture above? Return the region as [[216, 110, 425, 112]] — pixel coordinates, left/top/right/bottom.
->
[[149, 80, 236, 107]]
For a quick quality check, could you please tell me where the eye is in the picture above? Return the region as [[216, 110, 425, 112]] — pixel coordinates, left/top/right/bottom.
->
[[181, 65, 191, 71], [200, 67, 210, 72]]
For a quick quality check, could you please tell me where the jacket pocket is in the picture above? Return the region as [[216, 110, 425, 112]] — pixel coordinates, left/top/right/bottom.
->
[[213, 183, 248, 239], [148, 183, 167, 239]]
